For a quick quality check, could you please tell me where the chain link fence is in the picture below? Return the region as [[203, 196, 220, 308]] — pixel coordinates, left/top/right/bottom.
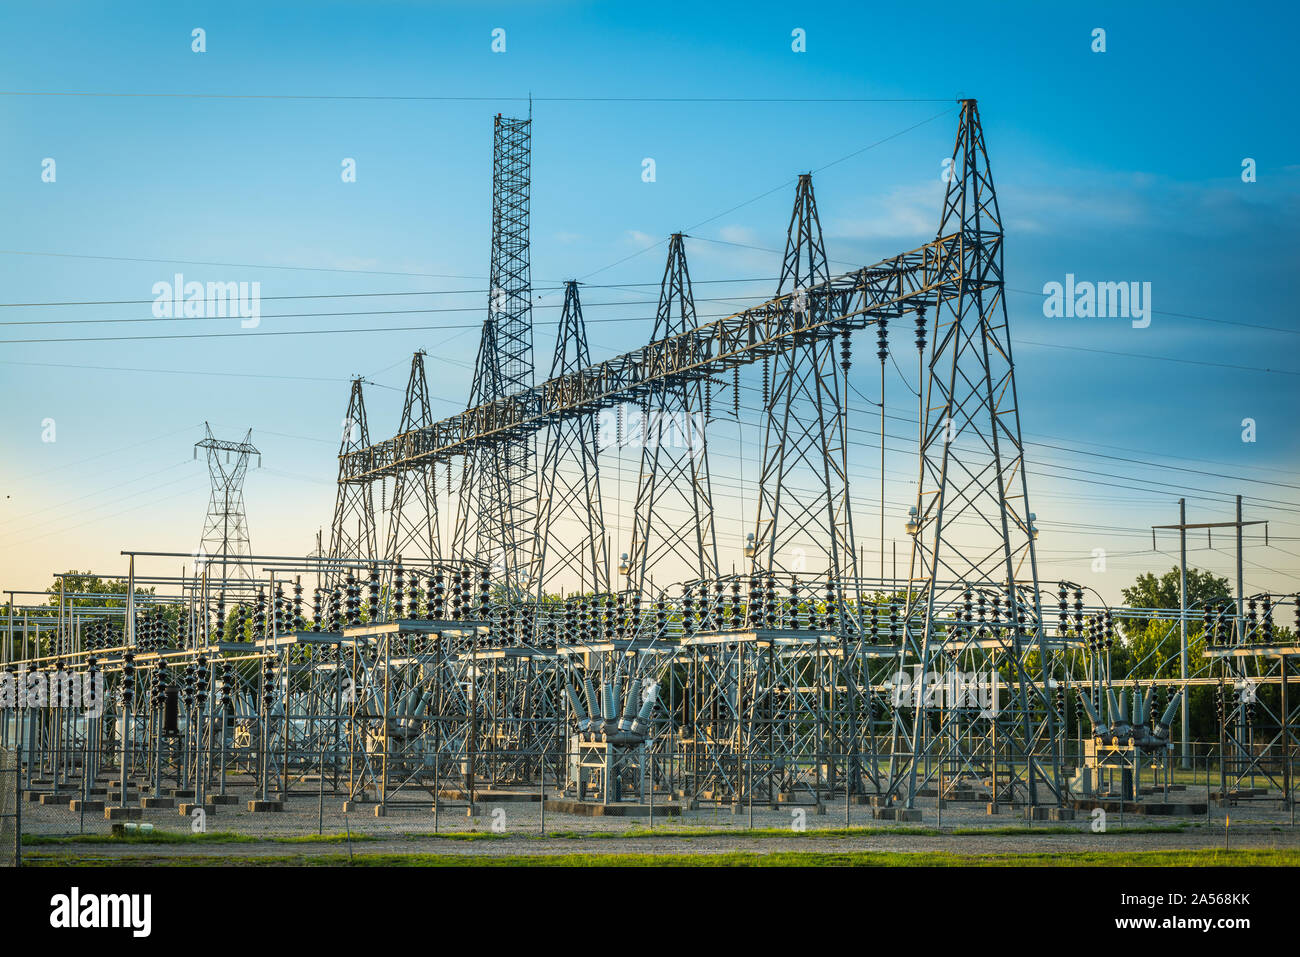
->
[[0, 745, 19, 867]]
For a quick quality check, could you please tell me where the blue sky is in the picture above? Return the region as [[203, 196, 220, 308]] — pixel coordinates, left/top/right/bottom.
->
[[1, 0, 1297, 602]]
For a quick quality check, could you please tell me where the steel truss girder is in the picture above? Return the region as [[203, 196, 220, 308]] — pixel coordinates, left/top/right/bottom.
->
[[340, 238, 960, 482]]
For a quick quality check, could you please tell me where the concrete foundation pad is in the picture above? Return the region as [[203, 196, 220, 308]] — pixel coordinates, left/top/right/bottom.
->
[[178, 803, 216, 816], [1211, 788, 1268, 800], [436, 789, 541, 803], [1151, 802, 1207, 815], [872, 806, 922, 822], [543, 798, 682, 817], [68, 799, 104, 812], [247, 800, 283, 812], [104, 806, 142, 820], [1070, 798, 1207, 816], [428, 802, 471, 814], [141, 797, 174, 809]]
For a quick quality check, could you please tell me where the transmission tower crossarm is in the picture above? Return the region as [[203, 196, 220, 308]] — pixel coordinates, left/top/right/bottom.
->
[[196, 423, 260, 456]]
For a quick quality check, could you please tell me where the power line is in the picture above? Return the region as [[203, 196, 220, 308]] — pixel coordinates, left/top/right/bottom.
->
[[0, 91, 955, 103], [579, 108, 954, 280], [0, 295, 774, 329], [0, 276, 779, 309], [0, 358, 349, 384], [1004, 288, 1300, 337], [1016, 339, 1300, 377], [9, 304, 1298, 390], [0, 249, 494, 280], [4, 422, 205, 485]]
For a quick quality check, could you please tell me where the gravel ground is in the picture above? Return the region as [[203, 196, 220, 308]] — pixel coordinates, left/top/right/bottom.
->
[[18, 785, 1300, 862], [25, 829, 1300, 863]]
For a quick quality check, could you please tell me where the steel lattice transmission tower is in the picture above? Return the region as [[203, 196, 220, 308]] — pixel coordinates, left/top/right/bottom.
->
[[627, 234, 718, 592], [892, 99, 1061, 808], [194, 423, 260, 596], [327, 377, 378, 586], [455, 318, 506, 571], [750, 175, 858, 589], [454, 112, 536, 587], [384, 351, 440, 572], [529, 281, 608, 599]]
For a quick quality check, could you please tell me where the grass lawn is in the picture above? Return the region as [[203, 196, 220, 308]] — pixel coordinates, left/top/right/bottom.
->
[[22, 847, 1299, 867], [24, 820, 1196, 847]]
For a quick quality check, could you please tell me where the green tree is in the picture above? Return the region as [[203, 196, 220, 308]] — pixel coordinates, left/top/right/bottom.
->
[[1115, 566, 1232, 742], [44, 571, 155, 609], [1120, 566, 1231, 613]]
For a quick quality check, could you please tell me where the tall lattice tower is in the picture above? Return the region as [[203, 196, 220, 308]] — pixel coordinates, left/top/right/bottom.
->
[[327, 377, 378, 587], [530, 281, 608, 599], [893, 99, 1060, 808], [627, 234, 718, 592], [195, 423, 260, 595], [454, 111, 536, 587], [750, 175, 858, 587], [384, 351, 440, 571]]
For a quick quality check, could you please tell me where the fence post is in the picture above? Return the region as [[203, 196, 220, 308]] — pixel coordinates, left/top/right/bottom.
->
[[2, 739, 23, 868]]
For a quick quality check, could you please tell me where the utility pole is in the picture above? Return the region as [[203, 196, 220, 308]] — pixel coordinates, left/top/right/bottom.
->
[[878, 317, 888, 583], [1179, 498, 1189, 769], [1152, 494, 1267, 769]]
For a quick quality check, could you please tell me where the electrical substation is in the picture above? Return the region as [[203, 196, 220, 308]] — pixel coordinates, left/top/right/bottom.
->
[[3, 101, 1296, 841]]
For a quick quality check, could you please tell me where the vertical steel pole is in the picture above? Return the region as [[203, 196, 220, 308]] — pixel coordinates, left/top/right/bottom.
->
[[1235, 494, 1246, 778], [1281, 654, 1290, 812], [5, 591, 13, 665], [1179, 499, 1189, 769], [1235, 495, 1245, 638], [880, 354, 886, 583], [123, 555, 135, 805], [14, 736, 22, 868]]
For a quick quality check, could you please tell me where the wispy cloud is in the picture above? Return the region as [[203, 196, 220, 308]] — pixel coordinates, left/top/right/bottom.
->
[[718, 224, 759, 245], [825, 182, 943, 242]]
